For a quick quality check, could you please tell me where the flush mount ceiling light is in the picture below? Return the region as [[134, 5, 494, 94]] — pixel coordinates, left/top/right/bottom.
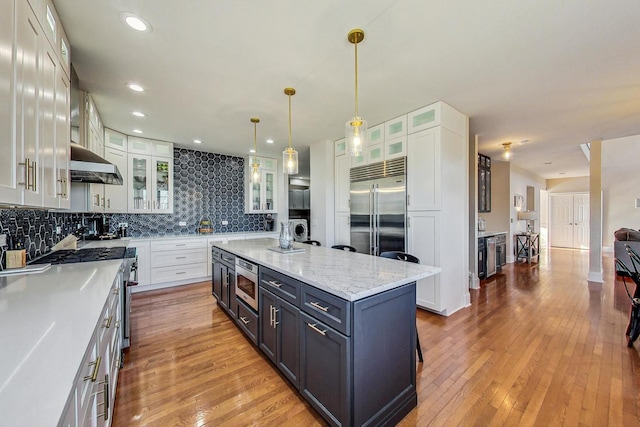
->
[[346, 28, 368, 157], [193, 139, 202, 144], [283, 88, 299, 175], [266, 139, 274, 144], [119, 12, 152, 33], [127, 83, 144, 92], [250, 118, 261, 184], [502, 142, 512, 161], [132, 129, 143, 134], [132, 111, 145, 117]]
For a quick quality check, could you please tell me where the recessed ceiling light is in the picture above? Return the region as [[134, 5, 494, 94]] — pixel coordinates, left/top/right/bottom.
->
[[193, 139, 202, 144], [132, 111, 145, 117], [132, 129, 143, 134], [544, 162, 552, 165], [518, 140, 530, 145], [119, 12, 152, 33], [127, 83, 144, 92], [249, 149, 256, 153], [266, 139, 274, 144], [558, 172, 566, 175]]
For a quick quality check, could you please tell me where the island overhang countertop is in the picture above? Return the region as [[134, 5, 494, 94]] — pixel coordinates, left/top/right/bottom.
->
[[214, 238, 441, 301]]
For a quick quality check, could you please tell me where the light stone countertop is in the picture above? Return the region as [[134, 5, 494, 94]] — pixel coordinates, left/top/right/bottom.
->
[[478, 231, 508, 238], [0, 260, 122, 427], [215, 238, 441, 301], [77, 230, 278, 248]]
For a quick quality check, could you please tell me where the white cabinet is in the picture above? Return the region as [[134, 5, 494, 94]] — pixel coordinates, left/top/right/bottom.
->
[[407, 102, 466, 136], [334, 138, 346, 157], [103, 129, 128, 213], [335, 155, 350, 212], [368, 124, 384, 146], [59, 270, 122, 427], [127, 137, 173, 214], [128, 240, 150, 287], [407, 127, 441, 211], [384, 135, 407, 160], [149, 238, 208, 285], [366, 143, 384, 164], [1, 0, 70, 209], [245, 156, 277, 213], [334, 212, 351, 246], [407, 211, 442, 311], [384, 114, 407, 140]]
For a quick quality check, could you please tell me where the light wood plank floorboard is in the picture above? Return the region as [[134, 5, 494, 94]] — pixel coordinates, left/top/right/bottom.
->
[[113, 248, 640, 426]]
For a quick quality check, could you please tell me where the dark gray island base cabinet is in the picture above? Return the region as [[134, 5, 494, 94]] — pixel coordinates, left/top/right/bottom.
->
[[212, 249, 418, 427]]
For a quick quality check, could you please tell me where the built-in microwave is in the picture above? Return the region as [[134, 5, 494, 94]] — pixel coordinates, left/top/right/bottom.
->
[[235, 258, 259, 311]]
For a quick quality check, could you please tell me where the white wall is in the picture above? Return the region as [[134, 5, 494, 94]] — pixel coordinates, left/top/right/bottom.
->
[[309, 139, 335, 246], [602, 134, 640, 246], [508, 164, 546, 260], [547, 177, 589, 193]]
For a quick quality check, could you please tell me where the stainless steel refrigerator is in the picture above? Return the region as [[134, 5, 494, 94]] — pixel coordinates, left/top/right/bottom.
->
[[350, 158, 406, 255]]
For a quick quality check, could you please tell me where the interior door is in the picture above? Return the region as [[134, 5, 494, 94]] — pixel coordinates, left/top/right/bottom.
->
[[350, 180, 372, 254], [550, 193, 589, 249]]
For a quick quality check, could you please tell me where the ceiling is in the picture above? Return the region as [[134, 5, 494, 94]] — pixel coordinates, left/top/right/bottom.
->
[[52, 0, 640, 180]]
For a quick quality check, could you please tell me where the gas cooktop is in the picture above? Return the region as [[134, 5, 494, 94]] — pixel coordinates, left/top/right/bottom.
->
[[30, 247, 134, 265]]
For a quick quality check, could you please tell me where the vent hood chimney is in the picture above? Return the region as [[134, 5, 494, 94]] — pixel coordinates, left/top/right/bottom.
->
[[69, 143, 123, 185]]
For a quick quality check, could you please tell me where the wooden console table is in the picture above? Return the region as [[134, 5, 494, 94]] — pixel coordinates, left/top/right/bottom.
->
[[515, 233, 540, 264]]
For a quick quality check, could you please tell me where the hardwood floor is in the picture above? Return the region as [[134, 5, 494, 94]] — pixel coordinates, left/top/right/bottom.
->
[[113, 248, 640, 426]]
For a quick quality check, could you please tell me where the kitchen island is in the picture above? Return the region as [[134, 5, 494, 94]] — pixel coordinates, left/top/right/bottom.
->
[[212, 238, 440, 427]]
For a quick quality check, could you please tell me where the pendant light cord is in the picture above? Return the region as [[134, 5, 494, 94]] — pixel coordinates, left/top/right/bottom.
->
[[288, 94, 292, 150], [354, 39, 359, 118]]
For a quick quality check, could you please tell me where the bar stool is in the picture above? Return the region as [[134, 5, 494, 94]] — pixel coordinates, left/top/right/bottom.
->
[[379, 251, 424, 363], [302, 240, 321, 246], [331, 244, 356, 252]]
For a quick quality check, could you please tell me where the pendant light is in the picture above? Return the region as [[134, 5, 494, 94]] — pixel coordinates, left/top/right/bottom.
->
[[346, 28, 368, 157], [283, 87, 299, 175], [502, 142, 512, 161], [250, 117, 261, 184]]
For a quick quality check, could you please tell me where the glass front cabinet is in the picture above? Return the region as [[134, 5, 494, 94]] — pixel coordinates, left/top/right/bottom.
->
[[127, 139, 173, 213], [245, 156, 277, 213]]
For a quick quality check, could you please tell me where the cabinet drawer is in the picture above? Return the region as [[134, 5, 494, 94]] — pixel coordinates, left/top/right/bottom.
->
[[301, 285, 351, 336], [151, 263, 208, 284], [220, 250, 235, 268], [151, 239, 207, 252], [259, 267, 301, 307], [150, 248, 207, 268], [212, 246, 221, 261], [237, 300, 258, 345]]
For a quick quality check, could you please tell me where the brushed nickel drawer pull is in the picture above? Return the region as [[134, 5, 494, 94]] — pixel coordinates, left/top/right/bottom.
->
[[176, 271, 186, 275], [84, 356, 101, 382], [240, 316, 250, 325], [30, 161, 37, 191], [176, 256, 186, 259], [310, 302, 329, 312], [307, 323, 327, 336], [267, 280, 282, 288]]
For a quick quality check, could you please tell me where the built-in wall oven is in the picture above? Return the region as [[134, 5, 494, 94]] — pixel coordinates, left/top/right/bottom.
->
[[235, 258, 259, 311]]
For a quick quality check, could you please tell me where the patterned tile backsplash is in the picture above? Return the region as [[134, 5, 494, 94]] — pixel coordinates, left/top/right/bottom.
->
[[0, 148, 273, 268]]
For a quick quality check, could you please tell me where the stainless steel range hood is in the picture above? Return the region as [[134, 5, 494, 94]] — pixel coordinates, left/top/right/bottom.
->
[[70, 143, 123, 185]]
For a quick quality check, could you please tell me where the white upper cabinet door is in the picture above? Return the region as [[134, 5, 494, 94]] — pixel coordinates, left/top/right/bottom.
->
[[366, 143, 384, 165], [407, 128, 441, 211], [152, 140, 173, 158], [350, 152, 365, 168], [41, 41, 58, 208], [55, 72, 70, 208], [384, 114, 407, 140], [42, 0, 58, 50], [16, 2, 43, 207], [335, 138, 346, 157], [367, 124, 384, 146], [245, 156, 277, 213], [152, 157, 173, 213], [128, 153, 151, 212], [408, 104, 439, 134], [105, 128, 127, 151], [126, 136, 153, 155], [0, 0, 21, 205], [104, 146, 128, 213], [384, 135, 407, 161]]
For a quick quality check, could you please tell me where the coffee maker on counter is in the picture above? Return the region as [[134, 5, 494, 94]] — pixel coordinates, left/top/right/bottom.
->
[[84, 215, 119, 240]]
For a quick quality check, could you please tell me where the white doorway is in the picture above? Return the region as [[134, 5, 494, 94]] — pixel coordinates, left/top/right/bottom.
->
[[550, 193, 590, 249]]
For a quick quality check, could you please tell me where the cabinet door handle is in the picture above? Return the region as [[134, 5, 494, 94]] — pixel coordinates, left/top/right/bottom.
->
[[176, 256, 186, 259], [407, 194, 411, 206], [101, 197, 106, 207], [307, 322, 327, 336], [30, 161, 37, 191], [175, 244, 187, 247], [107, 199, 111, 208], [95, 193, 100, 206], [240, 316, 250, 325], [269, 305, 274, 327], [273, 308, 279, 327], [309, 301, 329, 312], [102, 316, 113, 329], [19, 158, 29, 188], [96, 374, 109, 420], [267, 280, 282, 288], [175, 271, 186, 275], [84, 356, 101, 382]]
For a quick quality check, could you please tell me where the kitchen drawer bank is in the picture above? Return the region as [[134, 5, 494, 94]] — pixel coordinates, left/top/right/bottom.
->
[[0, 261, 123, 426], [124, 232, 278, 293], [212, 238, 440, 427]]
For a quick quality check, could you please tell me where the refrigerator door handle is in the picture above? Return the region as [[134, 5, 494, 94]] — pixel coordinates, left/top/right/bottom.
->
[[374, 183, 380, 256], [369, 184, 374, 255]]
